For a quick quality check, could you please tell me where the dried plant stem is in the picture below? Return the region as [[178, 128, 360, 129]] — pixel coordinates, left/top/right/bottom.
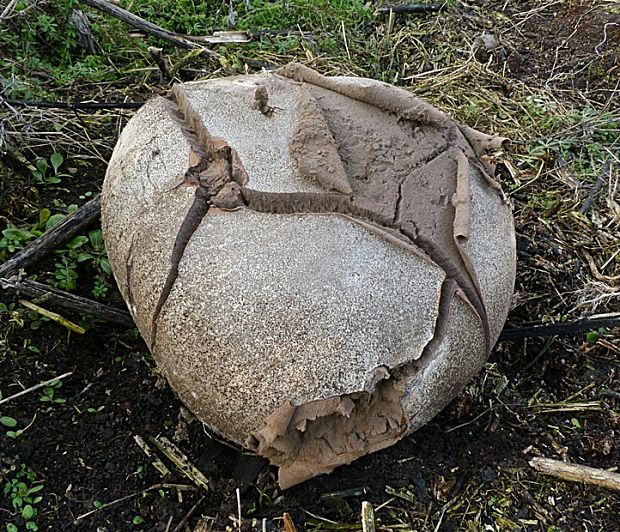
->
[[529, 457, 620, 492], [361, 501, 376, 532], [1, 277, 133, 327], [18, 299, 85, 334], [0, 372, 73, 406]]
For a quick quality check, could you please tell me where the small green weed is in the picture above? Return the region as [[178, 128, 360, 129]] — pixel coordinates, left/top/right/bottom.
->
[[39, 380, 66, 410], [0, 207, 65, 262], [74, 229, 113, 298], [2, 415, 36, 439], [52, 228, 112, 297], [30, 153, 69, 185], [0, 226, 39, 263], [1, 200, 112, 299], [53, 256, 78, 291], [2, 464, 43, 531], [0, 301, 51, 332], [0, 416, 18, 428]]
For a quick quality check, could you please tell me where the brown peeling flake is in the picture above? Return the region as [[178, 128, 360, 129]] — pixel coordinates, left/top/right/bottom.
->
[[251, 85, 275, 117], [290, 87, 353, 195], [188, 146, 202, 168], [277, 62, 448, 126], [248, 380, 409, 489], [211, 182, 245, 211], [257, 401, 296, 444], [452, 151, 472, 241], [456, 124, 510, 201], [470, 158, 508, 203], [458, 124, 510, 154], [231, 149, 249, 186]]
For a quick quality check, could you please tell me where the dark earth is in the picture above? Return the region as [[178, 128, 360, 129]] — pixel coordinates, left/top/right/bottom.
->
[[1, 1, 619, 530]]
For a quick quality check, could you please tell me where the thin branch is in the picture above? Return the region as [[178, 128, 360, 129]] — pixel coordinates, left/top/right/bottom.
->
[[361, 501, 375, 532], [529, 457, 620, 491], [172, 495, 207, 532], [1, 99, 144, 110], [0, 372, 73, 406], [1, 277, 134, 327], [72, 483, 194, 522], [377, 3, 445, 15], [499, 313, 620, 341], [150, 436, 210, 491], [19, 298, 86, 334], [78, 0, 220, 56], [0, 195, 102, 279]]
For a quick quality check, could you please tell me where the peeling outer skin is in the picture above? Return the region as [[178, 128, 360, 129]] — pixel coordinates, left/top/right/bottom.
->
[[277, 62, 449, 126], [452, 151, 491, 353], [289, 88, 352, 195], [458, 124, 510, 154], [246, 279, 468, 489], [284, 80, 495, 354], [452, 152, 472, 242], [286, 84, 492, 349], [247, 379, 409, 489], [105, 64, 516, 490], [457, 124, 510, 201]]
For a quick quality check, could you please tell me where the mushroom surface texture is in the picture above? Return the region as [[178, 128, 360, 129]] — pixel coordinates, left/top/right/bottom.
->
[[102, 63, 516, 488]]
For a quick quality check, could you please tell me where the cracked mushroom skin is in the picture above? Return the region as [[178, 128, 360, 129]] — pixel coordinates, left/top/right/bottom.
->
[[101, 64, 516, 489]]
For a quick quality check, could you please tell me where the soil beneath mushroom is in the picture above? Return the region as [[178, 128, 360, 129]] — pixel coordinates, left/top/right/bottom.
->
[[503, 1, 620, 100], [1, 320, 618, 530], [1, 1, 619, 530]]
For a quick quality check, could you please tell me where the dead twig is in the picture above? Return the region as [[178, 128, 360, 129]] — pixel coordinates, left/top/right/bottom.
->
[[529, 457, 620, 492], [236, 487, 242, 532], [78, 0, 224, 57], [73, 483, 194, 523], [377, 3, 445, 15], [1, 277, 134, 327], [0, 372, 73, 406], [500, 312, 620, 341], [18, 299, 86, 334], [172, 495, 206, 532], [361, 501, 375, 532], [580, 161, 609, 214], [319, 486, 369, 501], [150, 436, 210, 491], [133, 435, 171, 477], [71, 9, 98, 54], [148, 46, 171, 84], [282, 512, 297, 532], [0, 0, 19, 20], [1, 99, 144, 110], [0, 195, 102, 279], [584, 249, 620, 287]]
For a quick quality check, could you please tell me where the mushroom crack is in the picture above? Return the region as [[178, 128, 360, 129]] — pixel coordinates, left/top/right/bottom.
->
[[149, 87, 245, 349], [155, 80, 498, 353]]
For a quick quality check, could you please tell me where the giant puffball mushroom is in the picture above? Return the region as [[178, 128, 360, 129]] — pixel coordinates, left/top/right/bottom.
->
[[101, 63, 516, 489]]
